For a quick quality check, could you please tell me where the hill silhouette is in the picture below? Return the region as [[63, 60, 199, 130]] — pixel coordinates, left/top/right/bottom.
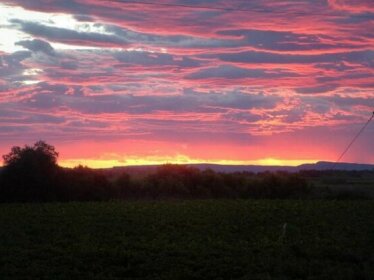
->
[[1, 141, 373, 202], [106, 161, 374, 175]]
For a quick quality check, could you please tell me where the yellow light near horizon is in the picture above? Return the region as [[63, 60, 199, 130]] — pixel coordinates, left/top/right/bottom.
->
[[59, 154, 201, 169], [58, 156, 318, 169], [256, 158, 317, 166]]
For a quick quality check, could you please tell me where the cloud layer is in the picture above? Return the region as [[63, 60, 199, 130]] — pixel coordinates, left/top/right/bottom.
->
[[0, 0, 373, 166]]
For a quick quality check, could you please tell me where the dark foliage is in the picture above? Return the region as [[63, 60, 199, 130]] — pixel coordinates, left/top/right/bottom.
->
[[0, 141, 60, 202], [0, 142, 373, 202], [57, 166, 114, 201], [135, 166, 311, 199]]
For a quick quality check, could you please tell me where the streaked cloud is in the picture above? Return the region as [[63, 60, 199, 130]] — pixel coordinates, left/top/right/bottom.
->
[[0, 0, 373, 166]]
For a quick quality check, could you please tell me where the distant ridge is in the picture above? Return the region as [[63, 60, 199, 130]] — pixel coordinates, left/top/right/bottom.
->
[[2, 161, 370, 173], [297, 161, 374, 171], [109, 161, 374, 174]]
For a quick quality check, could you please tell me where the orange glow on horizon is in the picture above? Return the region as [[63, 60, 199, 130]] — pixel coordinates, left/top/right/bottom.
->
[[58, 156, 319, 169]]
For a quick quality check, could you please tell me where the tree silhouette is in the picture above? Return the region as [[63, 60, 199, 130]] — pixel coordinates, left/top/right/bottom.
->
[[3, 140, 58, 168], [0, 141, 60, 202]]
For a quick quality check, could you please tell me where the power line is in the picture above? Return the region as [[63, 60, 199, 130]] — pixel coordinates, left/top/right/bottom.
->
[[332, 111, 374, 169]]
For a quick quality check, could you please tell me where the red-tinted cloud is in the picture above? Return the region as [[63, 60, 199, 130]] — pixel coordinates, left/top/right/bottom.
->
[[0, 0, 373, 166]]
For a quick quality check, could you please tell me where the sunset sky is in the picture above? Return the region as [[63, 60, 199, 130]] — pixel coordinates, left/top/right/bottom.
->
[[0, 0, 373, 168]]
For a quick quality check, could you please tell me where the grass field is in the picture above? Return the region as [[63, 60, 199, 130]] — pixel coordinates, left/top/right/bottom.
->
[[1, 200, 374, 279]]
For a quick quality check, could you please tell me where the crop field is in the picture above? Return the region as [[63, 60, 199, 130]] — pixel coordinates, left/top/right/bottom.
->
[[0, 200, 374, 279]]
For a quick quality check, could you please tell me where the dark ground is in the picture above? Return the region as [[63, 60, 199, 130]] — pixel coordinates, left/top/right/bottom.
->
[[0, 200, 373, 279]]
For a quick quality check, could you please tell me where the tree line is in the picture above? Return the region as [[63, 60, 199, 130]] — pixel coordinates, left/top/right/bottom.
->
[[0, 141, 372, 202]]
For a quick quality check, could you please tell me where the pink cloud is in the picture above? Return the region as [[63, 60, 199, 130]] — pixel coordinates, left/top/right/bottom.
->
[[0, 0, 373, 165]]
